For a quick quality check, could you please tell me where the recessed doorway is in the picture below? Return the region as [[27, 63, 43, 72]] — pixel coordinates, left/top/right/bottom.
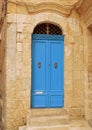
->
[[31, 23, 64, 108]]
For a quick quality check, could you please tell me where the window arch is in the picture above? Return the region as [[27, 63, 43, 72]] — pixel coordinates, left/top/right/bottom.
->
[[33, 23, 62, 35]]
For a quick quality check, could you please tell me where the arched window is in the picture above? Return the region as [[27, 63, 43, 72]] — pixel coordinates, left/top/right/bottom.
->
[[33, 23, 62, 35]]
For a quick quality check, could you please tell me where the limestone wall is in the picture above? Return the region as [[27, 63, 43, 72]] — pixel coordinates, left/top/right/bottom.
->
[[0, 75, 1, 129], [88, 30, 92, 120], [5, 1, 86, 129], [0, 0, 4, 20], [0, 0, 7, 130], [1, 0, 92, 130], [83, 26, 92, 120], [0, 0, 7, 30], [77, 0, 92, 122], [0, 19, 7, 130]]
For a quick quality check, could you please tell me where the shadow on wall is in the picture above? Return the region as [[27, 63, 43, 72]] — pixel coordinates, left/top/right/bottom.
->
[[88, 120, 92, 127], [0, 88, 2, 130]]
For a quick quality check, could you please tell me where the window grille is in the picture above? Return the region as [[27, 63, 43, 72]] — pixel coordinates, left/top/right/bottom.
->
[[33, 23, 62, 35]]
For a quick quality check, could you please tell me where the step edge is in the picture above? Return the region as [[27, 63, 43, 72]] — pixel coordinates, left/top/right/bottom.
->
[[28, 108, 68, 114], [30, 125, 69, 129], [29, 115, 69, 119], [29, 113, 68, 117], [19, 124, 69, 129]]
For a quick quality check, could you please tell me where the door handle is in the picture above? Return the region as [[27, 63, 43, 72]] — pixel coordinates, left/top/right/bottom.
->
[[38, 62, 41, 68], [54, 62, 58, 68], [35, 91, 44, 94]]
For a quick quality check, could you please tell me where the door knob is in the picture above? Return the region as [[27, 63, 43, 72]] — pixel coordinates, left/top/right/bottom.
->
[[54, 62, 58, 68], [38, 62, 41, 68]]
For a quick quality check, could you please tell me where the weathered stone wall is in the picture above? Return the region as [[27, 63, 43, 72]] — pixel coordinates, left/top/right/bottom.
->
[[0, 0, 7, 30], [1, 0, 92, 130], [88, 30, 92, 120], [0, 0, 4, 19], [0, 20, 7, 130], [77, 0, 92, 122], [5, 1, 85, 129], [0, 0, 7, 130], [63, 11, 84, 119], [5, 19, 31, 130], [83, 27, 92, 120], [0, 73, 2, 128]]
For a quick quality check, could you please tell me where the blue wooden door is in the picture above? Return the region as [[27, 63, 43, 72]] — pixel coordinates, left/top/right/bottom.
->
[[31, 35, 64, 108]]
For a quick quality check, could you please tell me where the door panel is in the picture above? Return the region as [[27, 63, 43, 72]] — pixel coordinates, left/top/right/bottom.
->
[[32, 41, 46, 91], [50, 95, 63, 107], [32, 95, 47, 108], [32, 40, 47, 108], [50, 42, 64, 91], [49, 41, 64, 107]]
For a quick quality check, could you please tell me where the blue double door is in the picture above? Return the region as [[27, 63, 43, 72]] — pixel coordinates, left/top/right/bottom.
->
[[31, 35, 64, 108]]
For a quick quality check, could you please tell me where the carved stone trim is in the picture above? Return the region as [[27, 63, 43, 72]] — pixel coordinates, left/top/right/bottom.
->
[[7, 0, 84, 16], [75, 0, 84, 8], [27, 2, 74, 16], [81, 6, 92, 27]]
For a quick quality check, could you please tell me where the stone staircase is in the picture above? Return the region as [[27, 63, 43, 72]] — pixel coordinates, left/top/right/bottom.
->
[[19, 108, 69, 130]]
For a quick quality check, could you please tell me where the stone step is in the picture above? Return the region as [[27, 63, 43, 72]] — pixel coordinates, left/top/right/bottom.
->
[[19, 124, 69, 130], [27, 108, 69, 127], [28, 108, 68, 117], [29, 115, 69, 127]]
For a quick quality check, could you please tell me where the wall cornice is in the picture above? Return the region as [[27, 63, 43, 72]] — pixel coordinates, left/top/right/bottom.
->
[[7, 0, 84, 16], [76, 0, 92, 29], [27, 2, 74, 16], [75, 0, 84, 8], [81, 6, 92, 28]]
